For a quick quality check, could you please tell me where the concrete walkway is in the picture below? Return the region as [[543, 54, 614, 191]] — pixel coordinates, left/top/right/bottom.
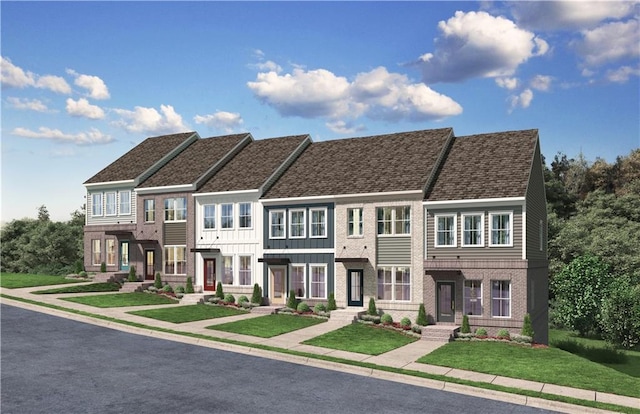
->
[[1, 284, 637, 413]]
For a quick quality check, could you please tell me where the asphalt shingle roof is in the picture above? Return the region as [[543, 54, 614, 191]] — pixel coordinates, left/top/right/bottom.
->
[[84, 132, 196, 184], [262, 128, 453, 199], [197, 135, 309, 193], [425, 129, 538, 201]]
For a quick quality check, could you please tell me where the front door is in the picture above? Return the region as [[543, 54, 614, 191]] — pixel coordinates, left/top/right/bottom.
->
[[437, 282, 455, 323], [119, 241, 129, 271], [269, 267, 286, 305], [144, 250, 155, 280], [204, 259, 216, 291], [347, 269, 364, 307]]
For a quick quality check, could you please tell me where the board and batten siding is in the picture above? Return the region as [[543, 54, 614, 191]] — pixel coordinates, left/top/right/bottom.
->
[[377, 237, 411, 265], [164, 222, 187, 245], [86, 189, 137, 226], [262, 203, 335, 250], [525, 142, 548, 261], [261, 252, 335, 298], [426, 206, 523, 260]]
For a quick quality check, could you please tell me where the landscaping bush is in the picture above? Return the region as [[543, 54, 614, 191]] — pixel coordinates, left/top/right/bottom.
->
[[460, 314, 471, 334], [175, 285, 185, 294], [360, 314, 381, 324], [287, 290, 298, 310], [251, 283, 262, 305], [79, 271, 88, 278], [224, 293, 235, 304], [497, 328, 510, 340], [381, 313, 393, 325], [416, 303, 428, 326], [100, 262, 106, 273], [475, 328, 488, 337], [147, 286, 158, 293], [400, 317, 411, 328], [238, 295, 249, 304], [297, 302, 310, 313], [510, 334, 533, 344], [162, 284, 173, 293], [367, 297, 377, 316], [128, 266, 137, 282], [327, 293, 337, 311], [74, 259, 84, 274], [185, 276, 194, 294], [599, 282, 640, 349], [314, 303, 326, 314], [521, 313, 534, 338], [216, 282, 224, 299], [154, 273, 163, 289]]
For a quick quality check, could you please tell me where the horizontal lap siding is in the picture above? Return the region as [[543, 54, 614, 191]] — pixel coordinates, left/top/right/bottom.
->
[[525, 144, 548, 261], [377, 237, 411, 265], [164, 222, 186, 245], [86, 189, 137, 226]]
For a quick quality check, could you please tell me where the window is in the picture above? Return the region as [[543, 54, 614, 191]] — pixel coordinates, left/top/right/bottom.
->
[[239, 256, 252, 285], [92, 239, 101, 265], [223, 256, 233, 284], [347, 208, 363, 237], [463, 280, 483, 316], [164, 246, 186, 275], [239, 203, 252, 228], [310, 208, 327, 238], [491, 280, 511, 317], [309, 265, 326, 299], [289, 209, 306, 238], [106, 239, 116, 266], [91, 193, 102, 216], [490, 212, 512, 246], [144, 199, 155, 222], [165, 198, 186, 221], [119, 191, 131, 215], [291, 265, 306, 298], [203, 204, 215, 229], [462, 213, 484, 246], [435, 214, 456, 247], [105, 192, 116, 216], [377, 266, 410, 301], [539, 219, 544, 252], [377, 206, 410, 235], [221, 203, 233, 229], [270, 210, 285, 239]]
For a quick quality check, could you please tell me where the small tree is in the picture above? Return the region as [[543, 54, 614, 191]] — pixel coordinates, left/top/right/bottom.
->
[[367, 297, 377, 316], [215, 281, 224, 299], [185, 276, 194, 294], [251, 283, 262, 305], [460, 314, 471, 334], [154, 272, 163, 289], [287, 289, 298, 309], [100, 262, 106, 273], [416, 303, 428, 326], [128, 265, 137, 282], [327, 292, 337, 311], [521, 313, 535, 338], [600, 282, 640, 349]]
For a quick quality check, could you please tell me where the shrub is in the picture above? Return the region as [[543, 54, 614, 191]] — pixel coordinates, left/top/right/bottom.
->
[[327, 293, 337, 311], [208, 296, 220, 304], [74, 259, 84, 274], [400, 317, 411, 328], [460, 314, 471, 334], [287, 290, 298, 310], [238, 295, 249, 304], [360, 314, 381, 324], [381, 313, 393, 325], [510, 334, 533, 344], [599, 282, 640, 349], [147, 286, 158, 293], [215, 282, 224, 299], [185, 277, 194, 294], [128, 266, 137, 282], [497, 329, 510, 339], [314, 303, 326, 314], [224, 293, 235, 304], [251, 283, 263, 305], [521, 313, 534, 338], [100, 262, 106, 273], [297, 302, 310, 312], [154, 273, 163, 289], [416, 303, 428, 326], [79, 271, 88, 278], [162, 284, 173, 293], [175, 285, 185, 294], [367, 297, 377, 316], [475, 328, 488, 337]]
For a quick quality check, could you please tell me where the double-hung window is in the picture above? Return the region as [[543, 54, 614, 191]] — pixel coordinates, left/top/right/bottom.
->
[[289, 209, 306, 238], [239, 203, 252, 228], [291, 265, 306, 298], [105, 192, 116, 216], [310, 208, 327, 238], [223, 256, 233, 284], [144, 199, 155, 222], [377, 266, 411, 301], [91, 193, 102, 216], [203, 204, 216, 229], [119, 191, 131, 215], [377, 206, 411, 235], [106, 239, 116, 266], [463, 280, 483, 316], [347, 208, 363, 237], [270, 210, 285, 239], [165, 198, 186, 221], [309, 264, 327, 299], [239, 256, 252, 285], [435, 214, 456, 247], [164, 246, 186, 275], [490, 212, 512, 246], [221, 203, 233, 229], [491, 280, 511, 317], [92, 239, 101, 265], [462, 213, 484, 246]]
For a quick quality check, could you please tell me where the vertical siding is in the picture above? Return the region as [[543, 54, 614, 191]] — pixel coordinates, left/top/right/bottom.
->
[[263, 203, 335, 249], [525, 141, 548, 261], [377, 237, 411, 264], [262, 253, 335, 299]]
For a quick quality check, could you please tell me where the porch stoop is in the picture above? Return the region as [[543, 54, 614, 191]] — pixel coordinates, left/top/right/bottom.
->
[[251, 305, 281, 315], [179, 294, 211, 305], [119, 282, 154, 293], [93, 272, 128, 283], [328, 308, 364, 323], [421, 325, 460, 342]]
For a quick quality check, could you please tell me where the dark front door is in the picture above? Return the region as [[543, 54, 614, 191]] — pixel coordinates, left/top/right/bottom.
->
[[204, 259, 216, 291], [347, 269, 364, 307], [437, 282, 455, 323], [144, 250, 155, 280]]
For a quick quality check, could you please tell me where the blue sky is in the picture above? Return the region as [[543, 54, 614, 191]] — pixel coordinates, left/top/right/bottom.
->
[[2, 1, 639, 222]]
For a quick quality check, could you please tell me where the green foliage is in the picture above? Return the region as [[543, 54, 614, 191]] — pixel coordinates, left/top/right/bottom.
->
[[100, 262, 106, 273], [185, 276, 194, 294], [460, 314, 471, 334], [74, 259, 84, 274], [175, 285, 185, 294], [380, 313, 393, 325], [224, 293, 235, 304], [497, 329, 510, 339], [367, 297, 377, 316], [78, 271, 88, 278], [128, 265, 137, 282], [400, 317, 411, 328], [287, 289, 298, 309], [314, 303, 326, 313], [552, 254, 613, 336], [599, 282, 640, 349], [215, 282, 224, 299], [416, 303, 428, 326], [154, 273, 163, 289], [475, 328, 488, 337], [297, 302, 310, 312], [162, 284, 173, 293], [238, 295, 249, 304], [327, 293, 337, 311], [251, 283, 262, 304], [522, 313, 535, 338]]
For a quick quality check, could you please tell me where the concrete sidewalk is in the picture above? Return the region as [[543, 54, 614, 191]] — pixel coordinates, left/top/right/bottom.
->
[[1, 284, 637, 413]]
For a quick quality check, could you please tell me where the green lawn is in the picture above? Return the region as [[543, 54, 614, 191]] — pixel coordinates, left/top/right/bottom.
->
[[63, 292, 178, 308], [129, 304, 247, 323], [417, 340, 640, 398], [303, 323, 417, 356], [33, 282, 121, 294], [207, 314, 326, 338], [0, 273, 82, 289]]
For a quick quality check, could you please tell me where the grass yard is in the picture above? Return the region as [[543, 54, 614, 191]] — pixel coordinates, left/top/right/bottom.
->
[[63, 292, 178, 308], [0, 273, 82, 289], [129, 304, 247, 323], [33, 282, 121, 294], [417, 340, 640, 398], [207, 314, 326, 338], [302, 323, 417, 356]]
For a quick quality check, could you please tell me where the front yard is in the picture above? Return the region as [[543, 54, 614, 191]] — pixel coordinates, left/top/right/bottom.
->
[[33, 282, 121, 294], [129, 304, 247, 323], [303, 323, 417, 355], [207, 314, 326, 338], [0, 273, 82, 289]]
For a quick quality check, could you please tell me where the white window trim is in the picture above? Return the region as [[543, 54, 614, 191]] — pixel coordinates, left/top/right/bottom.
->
[[203, 204, 216, 230], [309, 263, 328, 299], [376, 206, 411, 237], [144, 199, 155, 223], [290, 263, 307, 299], [222, 254, 234, 285], [239, 255, 253, 286], [165, 198, 187, 223], [289, 209, 306, 239], [461, 212, 484, 247], [239, 202, 253, 229], [164, 245, 187, 275], [309, 207, 328, 239], [91, 193, 103, 217], [463, 280, 483, 317], [220, 203, 234, 230], [105, 191, 117, 216], [489, 211, 513, 247], [434, 214, 457, 247], [347, 207, 363, 238], [376, 265, 412, 302], [491, 280, 511, 318], [92, 239, 101, 265], [269, 209, 286, 239], [118, 190, 131, 216], [106, 239, 116, 266]]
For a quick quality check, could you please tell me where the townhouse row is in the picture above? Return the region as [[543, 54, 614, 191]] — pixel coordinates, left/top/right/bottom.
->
[[83, 127, 549, 343]]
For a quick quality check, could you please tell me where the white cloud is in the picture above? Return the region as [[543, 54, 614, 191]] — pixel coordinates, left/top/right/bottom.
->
[[530, 75, 552, 91], [66, 98, 105, 119], [572, 19, 640, 67], [413, 11, 548, 83], [113, 104, 188, 135], [6, 97, 49, 112], [66, 69, 110, 100], [326, 120, 366, 135], [11, 126, 113, 145], [606, 65, 640, 83], [495, 77, 519, 90], [36, 75, 71, 94], [194, 111, 243, 133], [1, 56, 71, 94], [508, 88, 534, 112]]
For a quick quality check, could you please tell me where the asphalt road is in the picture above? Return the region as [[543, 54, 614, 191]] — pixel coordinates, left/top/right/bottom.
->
[[1, 304, 556, 414]]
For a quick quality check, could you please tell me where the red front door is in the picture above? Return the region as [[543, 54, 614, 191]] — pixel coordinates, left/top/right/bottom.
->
[[204, 259, 216, 291]]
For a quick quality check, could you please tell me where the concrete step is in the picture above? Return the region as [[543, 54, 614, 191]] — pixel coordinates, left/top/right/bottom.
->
[[119, 282, 153, 293], [251, 305, 281, 315], [328, 308, 363, 323], [179, 294, 209, 305], [93, 272, 128, 283], [421, 325, 460, 342]]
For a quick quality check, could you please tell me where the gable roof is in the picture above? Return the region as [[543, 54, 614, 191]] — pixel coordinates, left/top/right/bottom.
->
[[137, 133, 250, 188], [262, 128, 453, 199], [425, 129, 539, 201], [84, 132, 197, 185], [197, 134, 310, 194]]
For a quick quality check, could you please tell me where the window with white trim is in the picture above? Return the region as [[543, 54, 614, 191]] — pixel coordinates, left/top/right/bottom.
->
[[92, 239, 101, 265], [490, 212, 512, 246], [435, 214, 456, 247], [239, 203, 252, 228], [223, 256, 233, 284], [105, 192, 116, 216], [119, 191, 131, 215], [144, 199, 155, 222], [539, 219, 544, 251], [106, 239, 116, 266], [203, 204, 215, 229], [165, 198, 186, 221], [239, 256, 252, 285], [377, 206, 411, 235], [164, 246, 186, 275], [462, 213, 484, 247], [221, 203, 233, 229], [91, 193, 102, 216], [270, 210, 285, 239], [309, 264, 327, 299], [377, 266, 411, 301], [291, 264, 306, 298], [348, 208, 363, 237], [310, 208, 327, 238], [289, 209, 306, 238], [463, 280, 482, 316], [491, 280, 511, 317]]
